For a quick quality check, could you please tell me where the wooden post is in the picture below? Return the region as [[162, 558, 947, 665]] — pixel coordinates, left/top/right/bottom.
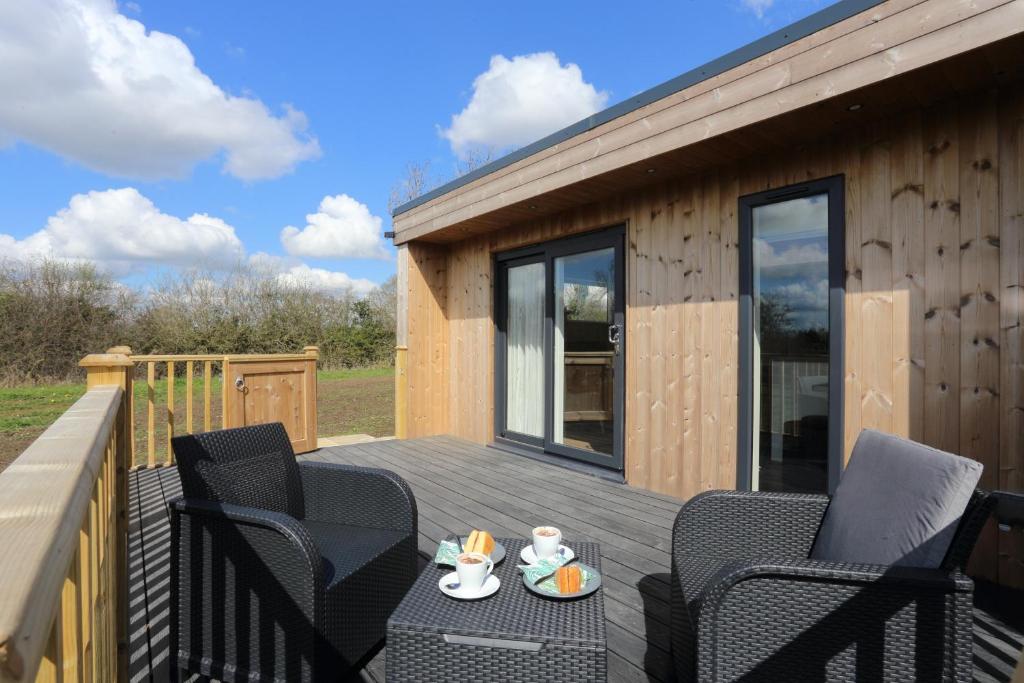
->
[[304, 347, 319, 450], [166, 361, 174, 465], [395, 244, 409, 440], [185, 360, 194, 434], [79, 352, 133, 683], [203, 361, 213, 431], [106, 347, 134, 470], [146, 363, 155, 468], [221, 356, 231, 430], [395, 345, 408, 439]]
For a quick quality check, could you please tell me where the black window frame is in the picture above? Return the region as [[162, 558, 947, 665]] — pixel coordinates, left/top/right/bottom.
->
[[493, 225, 626, 472], [737, 175, 845, 494]]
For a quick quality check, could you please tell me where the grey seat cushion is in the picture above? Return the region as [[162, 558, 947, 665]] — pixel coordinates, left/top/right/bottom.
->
[[810, 429, 983, 568], [195, 450, 299, 516], [173, 424, 306, 519], [302, 520, 408, 588]]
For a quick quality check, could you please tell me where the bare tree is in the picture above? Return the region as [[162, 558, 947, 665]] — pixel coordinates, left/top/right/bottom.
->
[[454, 147, 496, 177], [388, 161, 436, 213]]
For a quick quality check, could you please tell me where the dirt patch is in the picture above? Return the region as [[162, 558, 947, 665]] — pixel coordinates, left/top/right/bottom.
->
[[317, 374, 394, 438], [0, 431, 46, 472]]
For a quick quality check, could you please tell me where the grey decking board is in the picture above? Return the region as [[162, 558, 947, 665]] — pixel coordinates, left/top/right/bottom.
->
[[425, 435, 683, 518], [427, 435, 685, 514], [413, 435, 679, 514], [128, 436, 1023, 683], [331, 440, 674, 574], [341, 438, 674, 566], [324, 440, 676, 664], [389, 436, 679, 531], [322, 441, 670, 682], [339, 439, 674, 567], [330, 440, 677, 620]]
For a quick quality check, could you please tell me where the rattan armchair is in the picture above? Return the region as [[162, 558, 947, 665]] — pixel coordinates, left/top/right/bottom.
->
[[670, 433, 994, 682], [169, 423, 418, 682]]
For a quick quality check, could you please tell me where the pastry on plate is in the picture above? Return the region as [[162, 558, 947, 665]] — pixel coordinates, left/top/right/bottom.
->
[[555, 565, 582, 593], [465, 529, 495, 556]]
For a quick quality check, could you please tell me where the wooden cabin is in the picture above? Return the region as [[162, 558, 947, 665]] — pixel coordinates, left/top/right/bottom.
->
[[391, 0, 1024, 587]]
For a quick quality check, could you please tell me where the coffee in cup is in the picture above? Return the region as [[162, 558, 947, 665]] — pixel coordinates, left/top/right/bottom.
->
[[455, 551, 494, 592], [532, 526, 562, 560]]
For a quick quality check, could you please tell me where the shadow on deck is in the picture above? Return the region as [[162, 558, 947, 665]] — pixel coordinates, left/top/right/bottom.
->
[[128, 435, 1023, 682]]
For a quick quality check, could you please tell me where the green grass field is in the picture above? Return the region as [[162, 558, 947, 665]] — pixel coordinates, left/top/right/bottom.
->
[[0, 367, 395, 470]]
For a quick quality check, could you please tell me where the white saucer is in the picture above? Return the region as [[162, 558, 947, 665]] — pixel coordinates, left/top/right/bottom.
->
[[519, 544, 575, 565], [438, 571, 500, 600]]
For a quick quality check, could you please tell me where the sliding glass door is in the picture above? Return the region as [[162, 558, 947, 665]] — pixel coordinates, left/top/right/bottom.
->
[[496, 228, 625, 471], [739, 176, 844, 493]]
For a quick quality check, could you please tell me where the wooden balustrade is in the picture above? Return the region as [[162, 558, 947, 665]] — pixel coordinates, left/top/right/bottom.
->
[[127, 348, 320, 467], [0, 354, 132, 683], [0, 346, 320, 681], [128, 353, 226, 468]]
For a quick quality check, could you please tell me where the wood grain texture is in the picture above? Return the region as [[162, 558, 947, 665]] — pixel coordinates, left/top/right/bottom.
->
[[400, 82, 1024, 587], [998, 87, 1024, 589], [223, 358, 318, 454], [405, 242, 450, 438], [121, 437, 1024, 682], [0, 359, 130, 683], [393, 0, 1022, 242]]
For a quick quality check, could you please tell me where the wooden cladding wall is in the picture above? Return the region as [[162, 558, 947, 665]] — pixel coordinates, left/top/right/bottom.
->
[[402, 84, 1024, 583], [404, 242, 450, 438]]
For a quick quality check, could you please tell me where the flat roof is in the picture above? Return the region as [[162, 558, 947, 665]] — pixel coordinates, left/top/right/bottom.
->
[[391, 0, 887, 218]]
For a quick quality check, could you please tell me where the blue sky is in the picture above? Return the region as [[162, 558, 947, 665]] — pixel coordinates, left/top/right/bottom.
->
[[0, 0, 834, 295]]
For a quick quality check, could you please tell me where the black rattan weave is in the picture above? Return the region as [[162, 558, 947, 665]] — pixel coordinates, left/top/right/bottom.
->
[[169, 423, 418, 682], [670, 488, 995, 682], [386, 538, 607, 682]]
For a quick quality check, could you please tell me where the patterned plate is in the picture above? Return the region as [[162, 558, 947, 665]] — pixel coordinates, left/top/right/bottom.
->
[[522, 562, 601, 600]]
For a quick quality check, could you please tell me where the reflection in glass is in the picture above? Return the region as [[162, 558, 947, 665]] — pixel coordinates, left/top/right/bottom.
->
[[752, 195, 830, 493], [553, 248, 615, 455], [506, 262, 545, 437]]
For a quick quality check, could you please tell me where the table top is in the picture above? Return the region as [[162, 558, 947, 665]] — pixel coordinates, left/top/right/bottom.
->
[[388, 538, 606, 647]]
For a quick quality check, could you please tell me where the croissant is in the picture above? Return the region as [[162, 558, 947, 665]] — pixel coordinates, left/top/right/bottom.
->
[[465, 530, 495, 556], [555, 565, 582, 593]]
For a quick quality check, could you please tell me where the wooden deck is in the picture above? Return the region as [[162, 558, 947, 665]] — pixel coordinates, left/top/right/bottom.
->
[[128, 435, 1023, 682]]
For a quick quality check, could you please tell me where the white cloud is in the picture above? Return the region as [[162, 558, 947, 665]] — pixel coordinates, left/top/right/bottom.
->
[[275, 263, 377, 297], [440, 52, 608, 159], [249, 252, 378, 297], [122, 1, 140, 13], [740, 0, 774, 18], [0, 187, 244, 275], [280, 194, 390, 260], [0, 0, 320, 180]]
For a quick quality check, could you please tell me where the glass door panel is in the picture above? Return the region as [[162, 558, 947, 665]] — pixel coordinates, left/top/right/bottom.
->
[[751, 194, 830, 493], [553, 248, 615, 456], [505, 261, 545, 439], [496, 226, 624, 472]]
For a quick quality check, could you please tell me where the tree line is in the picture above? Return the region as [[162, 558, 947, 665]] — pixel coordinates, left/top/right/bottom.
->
[[0, 259, 397, 384]]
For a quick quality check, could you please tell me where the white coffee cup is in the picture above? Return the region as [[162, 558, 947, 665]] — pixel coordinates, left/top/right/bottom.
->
[[455, 552, 494, 593], [532, 526, 562, 560]]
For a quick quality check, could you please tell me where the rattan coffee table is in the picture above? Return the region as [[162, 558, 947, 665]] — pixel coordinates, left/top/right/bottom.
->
[[386, 538, 607, 682]]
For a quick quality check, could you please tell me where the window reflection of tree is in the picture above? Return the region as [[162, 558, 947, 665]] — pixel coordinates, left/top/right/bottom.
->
[[564, 268, 611, 322], [757, 293, 828, 356]]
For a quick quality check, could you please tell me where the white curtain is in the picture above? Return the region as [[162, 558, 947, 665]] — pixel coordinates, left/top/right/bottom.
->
[[506, 263, 545, 437]]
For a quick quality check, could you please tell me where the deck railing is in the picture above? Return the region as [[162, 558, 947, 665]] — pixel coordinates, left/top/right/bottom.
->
[[125, 351, 226, 468], [0, 354, 132, 683], [0, 346, 320, 681], [123, 346, 319, 467]]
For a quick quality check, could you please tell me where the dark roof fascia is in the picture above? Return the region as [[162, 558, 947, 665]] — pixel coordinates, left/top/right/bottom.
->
[[391, 0, 887, 219]]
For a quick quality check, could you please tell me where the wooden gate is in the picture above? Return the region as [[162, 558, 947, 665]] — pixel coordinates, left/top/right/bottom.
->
[[223, 347, 319, 454]]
